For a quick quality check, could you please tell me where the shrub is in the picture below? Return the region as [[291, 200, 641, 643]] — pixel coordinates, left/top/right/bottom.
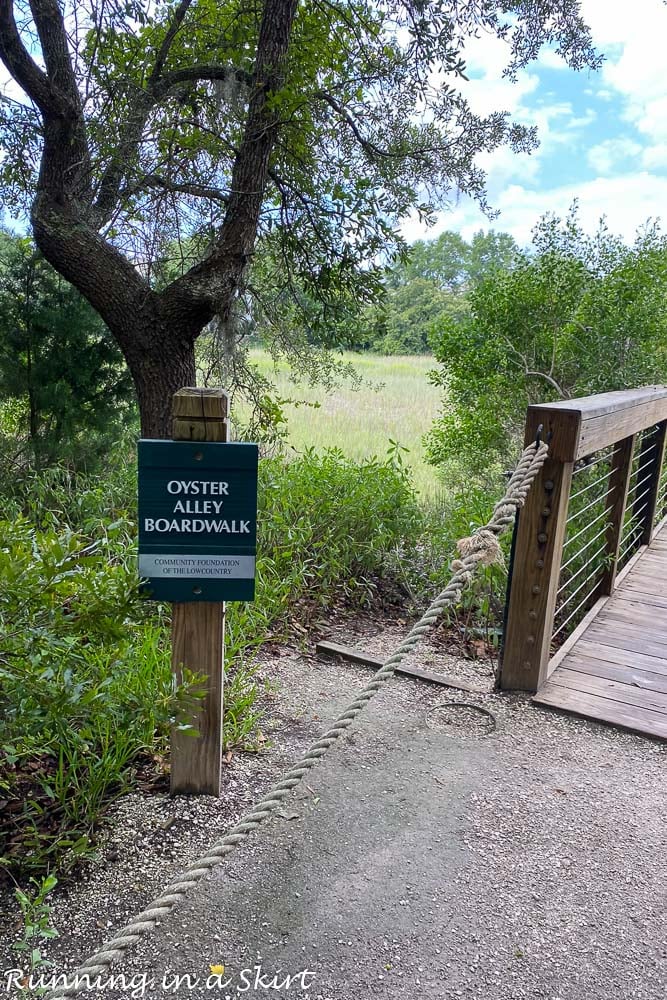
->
[[0, 445, 422, 878]]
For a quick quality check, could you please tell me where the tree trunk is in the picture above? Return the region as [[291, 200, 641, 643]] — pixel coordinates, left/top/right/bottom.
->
[[125, 334, 197, 440], [13, 0, 299, 443]]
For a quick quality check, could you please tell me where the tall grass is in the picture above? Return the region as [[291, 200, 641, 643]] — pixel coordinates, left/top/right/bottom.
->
[[241, 350, 443, 499]]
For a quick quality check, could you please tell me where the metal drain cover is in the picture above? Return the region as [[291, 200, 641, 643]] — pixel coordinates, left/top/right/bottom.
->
[[426, 702, 496, 738]]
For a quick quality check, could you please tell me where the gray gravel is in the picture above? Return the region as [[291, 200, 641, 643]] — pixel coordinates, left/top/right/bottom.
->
[[1, 620, 665, 999]]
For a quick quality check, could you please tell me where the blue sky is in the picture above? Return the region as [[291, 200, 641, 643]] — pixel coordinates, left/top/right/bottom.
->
[[2, 2, 664, 251], [401, 0, 667, 248]]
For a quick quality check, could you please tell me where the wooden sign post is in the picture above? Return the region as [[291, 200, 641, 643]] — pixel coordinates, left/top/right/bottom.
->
[[171, 388, 227, 795], [137, 388, 258, 796]]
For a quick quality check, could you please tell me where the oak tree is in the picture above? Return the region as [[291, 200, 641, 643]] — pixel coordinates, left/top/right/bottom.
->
[[0, 1, 599, 436]]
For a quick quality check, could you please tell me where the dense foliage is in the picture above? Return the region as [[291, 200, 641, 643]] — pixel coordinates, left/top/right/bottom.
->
[[0, 445, 422, 879], [351, 229, 521, 355], [428, 210, 667, 472], [0, 232, 134, 472]]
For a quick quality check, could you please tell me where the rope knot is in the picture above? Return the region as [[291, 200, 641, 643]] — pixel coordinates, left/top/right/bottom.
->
[[456, 528, 504, 568]]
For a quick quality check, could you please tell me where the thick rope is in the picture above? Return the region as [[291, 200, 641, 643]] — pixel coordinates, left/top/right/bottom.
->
[[44, 439, 549, 999]]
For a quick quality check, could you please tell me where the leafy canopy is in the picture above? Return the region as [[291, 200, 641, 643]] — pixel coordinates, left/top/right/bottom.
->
[[427, 207, 667, 472], [326, 228, 521, 355], [0, 232, 134, 471], [0, 1, 600, 328]]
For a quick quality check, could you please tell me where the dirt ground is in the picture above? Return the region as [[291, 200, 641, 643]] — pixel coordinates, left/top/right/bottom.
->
[[1, 619, 664, 999]]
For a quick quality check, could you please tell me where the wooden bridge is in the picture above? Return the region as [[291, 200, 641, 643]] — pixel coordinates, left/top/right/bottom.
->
[[499, 386, 667, 741]]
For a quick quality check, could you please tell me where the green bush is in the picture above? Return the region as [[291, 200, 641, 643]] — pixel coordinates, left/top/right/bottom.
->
[[401, 484, 510, 646], [0, 445, 422, 879], [0, 516, 178, 875]]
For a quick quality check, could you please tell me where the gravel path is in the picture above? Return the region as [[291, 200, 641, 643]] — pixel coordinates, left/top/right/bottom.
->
[[1, 620, 665, 999]]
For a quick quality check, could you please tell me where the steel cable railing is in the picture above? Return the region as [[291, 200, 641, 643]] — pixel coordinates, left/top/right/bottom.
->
[[500, 390, 667, 693]]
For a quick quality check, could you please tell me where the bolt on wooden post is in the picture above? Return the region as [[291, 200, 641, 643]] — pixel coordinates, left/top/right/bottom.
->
[[171, 388, 229, 796]]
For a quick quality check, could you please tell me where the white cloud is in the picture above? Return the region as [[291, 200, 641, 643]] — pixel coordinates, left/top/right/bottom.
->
[[536, 49, 570, 71], [635, 95, 667, 143], [587, 138, 643, 175], [642, 144, 667, 170], [475, 145, 540, 190], [580, 0, 650, 48], [404, 172, 667, 248], [403, 3, 667, 248], [458, 31, 540, 118], [581, 0, 667, 146]]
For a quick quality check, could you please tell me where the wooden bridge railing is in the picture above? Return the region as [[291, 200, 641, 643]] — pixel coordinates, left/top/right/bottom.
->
[[499, 386, 667, 692]]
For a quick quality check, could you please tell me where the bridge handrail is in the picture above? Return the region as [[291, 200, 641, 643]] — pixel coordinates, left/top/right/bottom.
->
[[499, 385, 667, 692]]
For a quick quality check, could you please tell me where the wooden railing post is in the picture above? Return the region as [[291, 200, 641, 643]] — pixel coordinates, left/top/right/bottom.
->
[[640, 421, 667, 544], [499, 407, 580, 692], [500, 387, 667, 692], [170, 388, 228, 796], [599, 434, 635, 595]]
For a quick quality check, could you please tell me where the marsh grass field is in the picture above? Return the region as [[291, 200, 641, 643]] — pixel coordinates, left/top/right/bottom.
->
[[243, 350, 443, 499]]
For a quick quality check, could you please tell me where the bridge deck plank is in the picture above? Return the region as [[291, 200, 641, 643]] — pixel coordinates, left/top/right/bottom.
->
[[534, 525, 667, 740]]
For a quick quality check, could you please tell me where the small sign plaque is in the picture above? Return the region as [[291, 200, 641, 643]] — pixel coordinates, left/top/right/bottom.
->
[[138, 440, 258, 601]]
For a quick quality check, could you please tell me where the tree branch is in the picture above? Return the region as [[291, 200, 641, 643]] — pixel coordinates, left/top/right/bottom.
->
[[5, 0, 93, 202], [525, 370, 570, 398], [148, 0, 194, 86], [152, 64, 255, 97], [0, 0, 56, 115], [130, 174, 230, 204], [314, 90, 390, 160], [160, 0, 299, 325], [314, 89, 452, 164], [29, 0, 83, 113], [94, 62, 253, 224]]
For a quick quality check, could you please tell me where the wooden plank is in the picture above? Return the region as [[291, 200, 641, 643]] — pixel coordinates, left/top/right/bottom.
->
[[534, 682, 667, 740], [584, 624, 667, 660], [527, 387, 667, 461], [615, 589, 667, 609], [579, 399, 667, 460], [624, 545, 667, 570], [171, 601, 225, 794], [528, 386, 667, 421], [170, 387, 227, 796], [549, 667, 667, 712], [595, 618, 667, 644], [596, 605, 667, 634], [624, 540, 667, 559], [621, 564, 667, 583], [613, 542, 648, 588], [617, 572, 667, 593], [599, 599, 667, 624], [588, 616, 667, 643], [575, 638, 667, 675], [620, 559, 667, 577], [316, 640, 488, 694], [547, 597, 607, 678], [561, 652, 667, 692], [171, 386, 229, 441]]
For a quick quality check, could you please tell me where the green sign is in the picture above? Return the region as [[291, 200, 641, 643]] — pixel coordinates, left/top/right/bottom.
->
[[138, 440, 258, 602]]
